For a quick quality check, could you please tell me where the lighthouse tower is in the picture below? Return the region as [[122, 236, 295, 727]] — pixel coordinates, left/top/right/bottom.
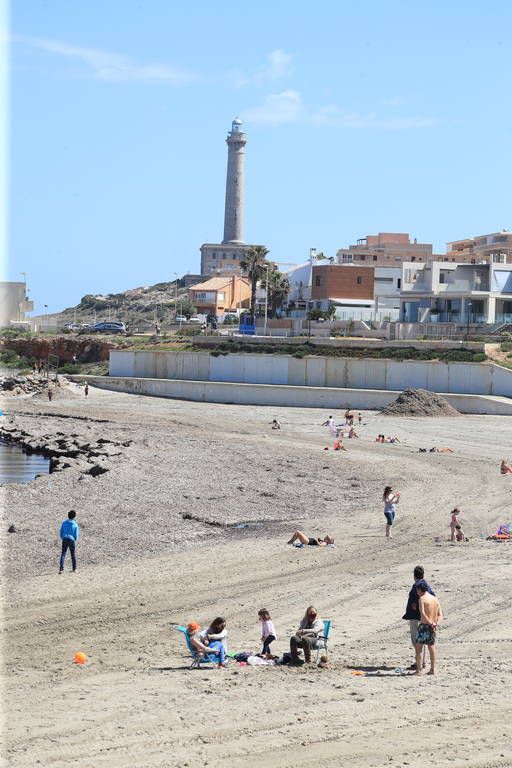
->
[[222, 117, 247, 244], [200, 117, 261, 277]]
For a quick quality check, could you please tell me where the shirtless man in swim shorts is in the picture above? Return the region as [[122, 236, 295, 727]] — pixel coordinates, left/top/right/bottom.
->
[[415, 580, 443, 675]]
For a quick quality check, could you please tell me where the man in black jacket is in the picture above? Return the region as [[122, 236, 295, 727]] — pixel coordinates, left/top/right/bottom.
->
[[402, 565, 435, 669]]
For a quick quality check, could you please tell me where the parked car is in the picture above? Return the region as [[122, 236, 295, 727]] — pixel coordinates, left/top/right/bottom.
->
[[174, 315, 188, 323], [188, 317, 202, 324], [89, 322, 127, 334]]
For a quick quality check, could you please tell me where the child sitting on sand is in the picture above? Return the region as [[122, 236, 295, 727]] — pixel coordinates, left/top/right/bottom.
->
[[258, 608, 277, 658], [455, 524, 466, 543], [348, 427, 359, 439], [500, 459, 512, 475], [270, 419, 281, 430]]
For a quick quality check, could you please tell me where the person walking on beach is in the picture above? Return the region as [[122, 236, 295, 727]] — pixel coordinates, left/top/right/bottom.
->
[[402, 566, 435, 670], [47, 388, 53, 402], [258, 608, 277, 658], [322, 416, 336, 436], [84, 383, 89, 397], [383, 485, 400, 538], [415, 580, 443, 675], [59, 510, 79, 573]]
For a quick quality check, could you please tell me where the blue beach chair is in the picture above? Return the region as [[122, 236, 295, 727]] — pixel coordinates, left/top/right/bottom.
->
[[315, 620, 332, 662], [175, 625, 217, 669]]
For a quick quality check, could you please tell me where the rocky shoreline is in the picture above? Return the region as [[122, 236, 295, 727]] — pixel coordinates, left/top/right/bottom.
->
[[0, 422, 132, 477]]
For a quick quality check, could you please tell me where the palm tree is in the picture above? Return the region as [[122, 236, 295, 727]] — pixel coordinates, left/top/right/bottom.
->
[[262, 269, 290, 318], [240, 245, 269, 320]]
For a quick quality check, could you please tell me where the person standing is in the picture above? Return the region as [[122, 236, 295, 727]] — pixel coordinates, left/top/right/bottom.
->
[[450, 507, 461, 542], [59, 510, 79, 573], [382, 485, 400, 538], [47, 388, 53, 402], [84, 383, 89, 397], [415, 580, 443, 675], [402, 566, 435, 670], [258, 608, 277, 658]]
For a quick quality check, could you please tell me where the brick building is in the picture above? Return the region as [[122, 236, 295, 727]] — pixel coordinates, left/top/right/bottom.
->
[[310, 265, 375, 318], [336, 232, 433, 265]]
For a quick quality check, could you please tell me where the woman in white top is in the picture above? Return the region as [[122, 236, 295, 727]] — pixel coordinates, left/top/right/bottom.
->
[[199, 616, 228, 653], [383, 485, 400, 539]]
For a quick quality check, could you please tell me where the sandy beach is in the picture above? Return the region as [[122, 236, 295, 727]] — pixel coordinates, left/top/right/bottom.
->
[[2, 383, 512, 767]]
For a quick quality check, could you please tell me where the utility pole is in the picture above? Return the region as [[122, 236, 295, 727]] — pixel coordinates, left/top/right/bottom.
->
[[263, 263, 269, 336]]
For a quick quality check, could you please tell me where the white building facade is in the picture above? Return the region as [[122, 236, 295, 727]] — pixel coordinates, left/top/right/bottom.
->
[[400, 262, 512, 324], [0, 281, 34, 328]]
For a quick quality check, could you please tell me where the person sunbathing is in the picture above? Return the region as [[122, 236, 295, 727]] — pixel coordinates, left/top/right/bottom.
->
[[287, 530, 335, 547], [500, 459, 512, 475]]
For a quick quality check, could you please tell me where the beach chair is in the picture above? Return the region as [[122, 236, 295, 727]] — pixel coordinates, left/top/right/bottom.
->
[[315, 620, 332, 662], [175, 625, 216, 669]]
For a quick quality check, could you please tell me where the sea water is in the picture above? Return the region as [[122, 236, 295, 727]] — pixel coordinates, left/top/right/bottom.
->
[[0, 441, 50, 484]]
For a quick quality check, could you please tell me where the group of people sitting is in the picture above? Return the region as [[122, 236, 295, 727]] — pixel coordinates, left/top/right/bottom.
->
[[185, 606, 326, 668], [375, 434, 400, 443]]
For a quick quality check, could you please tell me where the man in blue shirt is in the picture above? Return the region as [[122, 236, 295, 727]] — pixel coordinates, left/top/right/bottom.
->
[[59, 510, 79, 573], [402, 565, 435, 669]]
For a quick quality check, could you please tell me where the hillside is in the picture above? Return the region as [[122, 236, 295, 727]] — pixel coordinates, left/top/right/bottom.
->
[[57, 280, 194, 331]]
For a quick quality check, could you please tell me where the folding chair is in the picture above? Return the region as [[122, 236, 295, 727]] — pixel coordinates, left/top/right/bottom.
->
[[315, 620, 332, 662], [175, 625, 216, 669]]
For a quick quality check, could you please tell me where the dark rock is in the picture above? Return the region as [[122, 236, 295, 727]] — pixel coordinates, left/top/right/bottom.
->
[[7, 524, 16, 533]]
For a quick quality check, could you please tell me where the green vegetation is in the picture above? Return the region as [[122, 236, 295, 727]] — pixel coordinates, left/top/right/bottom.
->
[[186, 339, 487, 363], [0, 349, 34, 368]]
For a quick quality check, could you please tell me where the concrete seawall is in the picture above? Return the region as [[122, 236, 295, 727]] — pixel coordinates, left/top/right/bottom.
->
[[109, 350, 512, 398], [72, 375, 512, 415]]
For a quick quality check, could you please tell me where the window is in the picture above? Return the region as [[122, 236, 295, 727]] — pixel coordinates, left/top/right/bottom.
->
[[373, 255, 377, 261], [356, 276, 362, 285], [315, 275, 322, 287], [360, 255, 366, 261], [232, 254, 237, 259], [212, 254, 216, 259], [374, 277, 393, 283], [397, 278, 401, 289]]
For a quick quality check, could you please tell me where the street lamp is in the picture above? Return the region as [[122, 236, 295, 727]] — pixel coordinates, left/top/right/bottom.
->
[[466, 301, 472, 341], [173, 272, 180, 324], [44, 304, 48, 331], [263, 264, 270, 336]]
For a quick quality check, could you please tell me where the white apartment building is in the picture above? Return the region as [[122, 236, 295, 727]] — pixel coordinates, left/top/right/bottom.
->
[[400, 261, 512, 324], [0, 282, 34, 328]]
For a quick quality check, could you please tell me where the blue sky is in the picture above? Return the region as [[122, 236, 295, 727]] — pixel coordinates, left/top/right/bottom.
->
[[7, 0, 512, 312]]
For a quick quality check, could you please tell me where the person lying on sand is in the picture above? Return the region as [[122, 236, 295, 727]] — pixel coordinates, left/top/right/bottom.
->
[[500, 459, 512, 475], [287, 530, 335, 547]]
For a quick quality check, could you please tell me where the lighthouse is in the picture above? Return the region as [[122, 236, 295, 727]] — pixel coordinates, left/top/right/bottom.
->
[[222, 117, 247, 244]]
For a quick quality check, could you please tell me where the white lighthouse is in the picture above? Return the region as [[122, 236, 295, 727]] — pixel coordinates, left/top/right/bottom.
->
[[200, 117, 259, 276], [222, 117, 247, 244]]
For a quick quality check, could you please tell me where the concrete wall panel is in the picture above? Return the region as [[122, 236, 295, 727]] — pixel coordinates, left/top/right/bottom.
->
[[304, 357, 326, 387]]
